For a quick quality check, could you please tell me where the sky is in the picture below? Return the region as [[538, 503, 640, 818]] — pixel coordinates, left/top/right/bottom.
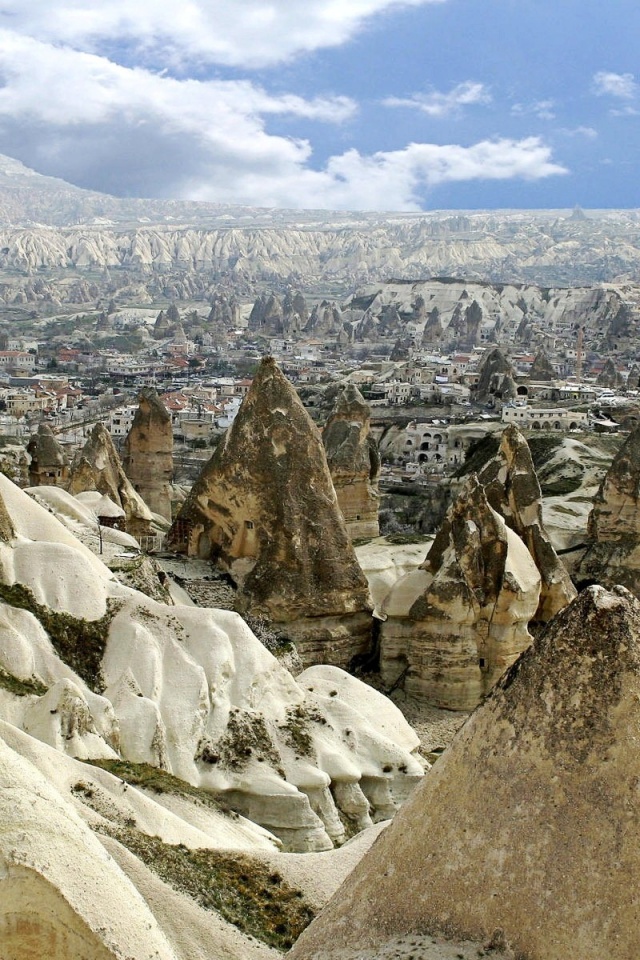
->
[[0, 0, 637, 211]]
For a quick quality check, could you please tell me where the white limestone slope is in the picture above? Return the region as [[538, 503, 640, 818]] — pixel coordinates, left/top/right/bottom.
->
[[0, 475, 423, 856]]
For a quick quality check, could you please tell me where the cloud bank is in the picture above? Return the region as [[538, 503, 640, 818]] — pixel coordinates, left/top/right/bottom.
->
[[0, 2, 569, 209]]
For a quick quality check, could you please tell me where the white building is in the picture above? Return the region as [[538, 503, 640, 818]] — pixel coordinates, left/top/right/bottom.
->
[[502, 406, 588, 430]]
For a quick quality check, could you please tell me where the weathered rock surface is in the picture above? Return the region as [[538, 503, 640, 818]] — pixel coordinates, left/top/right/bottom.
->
[[291, 586, 640, 960], [597, 357, 625, 388], [0, 474, 422, 857], [67, 422, 153, 538], [123, 389, 173, 522], [26, 424, 68, 487], [472, 347, 515, 403], [380, 476, 540, 710], [323, 386, 380, 540], [528, 349, 555, 380], [577, 424, 640, 593], [170, 358, 373, 667], [478, 424, 576, 620]]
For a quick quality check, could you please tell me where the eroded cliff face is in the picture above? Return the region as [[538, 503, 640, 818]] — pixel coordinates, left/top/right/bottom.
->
[[122, 389, 173, 523], [67, 423, 153, 538], [170, 358, 373, 668], [323, 386, 380, 540], [380, 476, 540, 710], [291, 586, 640, 960], [577, 424, 640, 593], [478, 424, 576, 621]]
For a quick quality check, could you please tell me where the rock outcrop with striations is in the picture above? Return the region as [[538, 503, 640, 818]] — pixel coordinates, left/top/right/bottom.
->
[[292, 586, 640, 960], [67, 422, 153, 538], [123, 389, 173, 523], [478, 424, 576, 620], [27, 424, 69, 487], [577, 424, 640, 594], [379, 475, 540, 710], [169, 358, 373, 668], [322, 386, 380, 540]]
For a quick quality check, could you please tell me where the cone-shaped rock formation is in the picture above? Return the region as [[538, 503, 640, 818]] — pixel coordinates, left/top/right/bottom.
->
[[529, 349, 555, 380], [577, 424, 640, 594], [292, 586, 640, 960], [67, 423, 153, 538], [122, 389, 173, 522], [473, 347, 515, 403], [380, 475, 540, 710], [478, 424, 576, 620], [323, 386, 380, 540], [169, 358, 373, 667], [26, 424, 68, 487]]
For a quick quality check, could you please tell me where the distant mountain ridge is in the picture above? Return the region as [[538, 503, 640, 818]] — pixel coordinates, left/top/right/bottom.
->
[[0, 153, 638, 285]]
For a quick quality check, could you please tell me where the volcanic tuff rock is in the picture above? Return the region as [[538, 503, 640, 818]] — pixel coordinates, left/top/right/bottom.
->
[[472, 347, 515, 404], [170, 358, 373, 668], [379, 475, 540, 710], [26, 424, 69, 488], [323, 386, 380, 540], [597, 357, 625, 388], [477, 425, 576, 620], [528, 349, 555, 380], [0, 474, 422, 859], [577, 424, 640, 594], [342, 278, 640, 349], [67, 423, 153, 538], [291, 586, 640, 960], [123, 389, 173, 522]]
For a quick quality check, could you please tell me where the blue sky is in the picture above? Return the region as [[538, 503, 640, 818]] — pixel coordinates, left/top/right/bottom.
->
[[0, 0, 637, 210]]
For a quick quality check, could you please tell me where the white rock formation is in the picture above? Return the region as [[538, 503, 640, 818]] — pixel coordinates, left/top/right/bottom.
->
[[0, 474, 422, 855]]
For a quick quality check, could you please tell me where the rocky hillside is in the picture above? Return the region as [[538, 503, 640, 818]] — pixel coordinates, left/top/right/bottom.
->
[[0, 154, 639, 292], [341, 277, 640, 347]]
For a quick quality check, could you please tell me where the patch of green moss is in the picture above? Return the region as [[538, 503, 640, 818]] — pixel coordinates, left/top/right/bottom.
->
[[0, 665, 47, 697], [551, 504, 581, 516], [98, 825, 315, 950], [453, 433, 500, 479], [0, 583, 120, 692], [197, 708, 284, 774], [527, 435, 564, 470], [84, 759, 234, 816], [540, 477, 584, 496], [280, 704, 328, 758]]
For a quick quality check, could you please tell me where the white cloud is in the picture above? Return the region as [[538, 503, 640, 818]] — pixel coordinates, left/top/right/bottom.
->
[[0, 0, 446, 68], [593, 71, 638, 100], [511, 99, 556, 121], [383, 82, 491, 117], [560, 126, 598, 139], [166, 138, 569, 210], [0, 29, 567, 210]]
